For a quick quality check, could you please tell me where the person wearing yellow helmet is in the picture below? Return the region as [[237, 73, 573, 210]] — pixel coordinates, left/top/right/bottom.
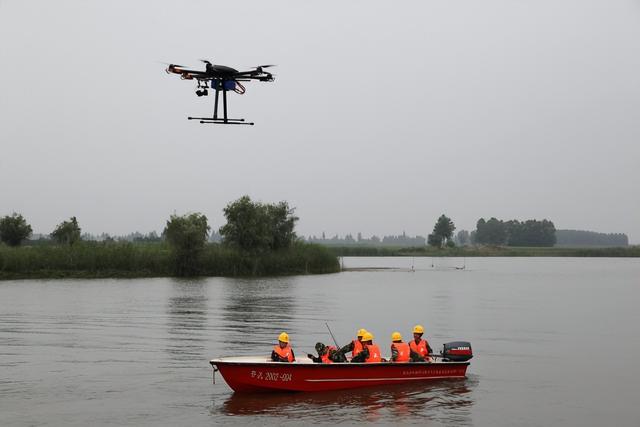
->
[[390, 331, 410, 363], [409, 324, 433, 362], [350, 331, 382, 363], [339, 328, 367, 360], [271, 332, 295, 362]]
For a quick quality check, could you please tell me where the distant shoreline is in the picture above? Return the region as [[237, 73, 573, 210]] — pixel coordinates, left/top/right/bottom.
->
[[2, 244, 637, 281], [329, 245, 640, 258]]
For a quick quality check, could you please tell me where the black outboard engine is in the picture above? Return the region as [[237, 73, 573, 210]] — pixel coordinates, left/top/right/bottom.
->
[[442, 341, 473, 362]]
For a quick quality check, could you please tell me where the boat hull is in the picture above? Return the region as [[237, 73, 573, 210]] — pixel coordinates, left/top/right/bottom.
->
[[210, 357, 469, 393]]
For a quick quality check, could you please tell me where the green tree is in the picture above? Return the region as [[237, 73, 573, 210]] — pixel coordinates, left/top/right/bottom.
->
[[427, 233, 442, 247], [163, 212, 210, 276], [219, 196, 298, 253], [429, 214, 456, 248], [51, 216, 82, 245], [0, 213, 32, 246], [456, 229, 470, 246], [475, 217, 507, 245], [266, 201, 299, 250]]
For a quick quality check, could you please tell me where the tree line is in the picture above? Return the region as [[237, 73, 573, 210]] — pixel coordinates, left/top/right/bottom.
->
[[307, 232, 426, 247], [1, 208, 630, 259], [555, 229, 628, 247], [470, 217, 557, 247]]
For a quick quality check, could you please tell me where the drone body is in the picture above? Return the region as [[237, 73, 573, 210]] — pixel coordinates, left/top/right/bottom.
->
[[166, 60, 275, 125]]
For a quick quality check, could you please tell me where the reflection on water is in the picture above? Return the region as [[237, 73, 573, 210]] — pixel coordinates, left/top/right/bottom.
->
[[166, 279, 207, 361], [214, 378, 476, 425], [220, 278, 297, 349]]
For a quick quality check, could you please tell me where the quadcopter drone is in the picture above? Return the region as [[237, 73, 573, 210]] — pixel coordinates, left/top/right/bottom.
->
[[165, 60, 275, 125]]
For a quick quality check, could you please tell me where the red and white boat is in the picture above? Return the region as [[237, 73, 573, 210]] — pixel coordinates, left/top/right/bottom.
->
[[210, 342, 473, 393]]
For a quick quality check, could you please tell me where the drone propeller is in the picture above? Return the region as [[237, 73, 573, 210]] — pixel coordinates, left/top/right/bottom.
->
[[158, 61, 186, 66], [199, 59, 212, 65], [254, 64, 276, 69]]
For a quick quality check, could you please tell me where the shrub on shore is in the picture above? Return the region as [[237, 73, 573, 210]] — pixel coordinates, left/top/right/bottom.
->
[[0, 213, 32, 247], [163, 213, 210, 277]]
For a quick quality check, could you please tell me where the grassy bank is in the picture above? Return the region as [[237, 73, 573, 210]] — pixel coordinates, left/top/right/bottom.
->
[[329, 245, 640, 257], [0, 242, 340, 280]]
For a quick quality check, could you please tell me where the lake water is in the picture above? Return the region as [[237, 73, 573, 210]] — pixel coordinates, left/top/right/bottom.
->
[[1, 257, 639, 426]]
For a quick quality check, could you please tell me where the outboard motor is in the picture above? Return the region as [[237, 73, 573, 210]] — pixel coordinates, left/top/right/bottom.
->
[[442, 341, 473, 362]]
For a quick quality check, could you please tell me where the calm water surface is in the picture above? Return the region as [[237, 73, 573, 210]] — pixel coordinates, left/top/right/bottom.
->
[[1, 257, 639, 426]]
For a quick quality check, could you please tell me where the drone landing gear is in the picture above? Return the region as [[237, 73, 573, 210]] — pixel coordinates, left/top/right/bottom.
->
[[187, 85, 254, 125]]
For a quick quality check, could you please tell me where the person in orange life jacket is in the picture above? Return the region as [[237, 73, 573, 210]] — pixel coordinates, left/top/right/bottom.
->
[[307, 342, 346, 363], [390, 332, 410, 363], [350, 332, 384, 363], [271, 332, 295, 362], [339, 328, 367, 359], [409, 324, 433, 362]]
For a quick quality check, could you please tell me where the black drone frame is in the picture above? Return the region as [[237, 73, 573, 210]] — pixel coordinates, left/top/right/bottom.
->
[[187, 79, 253, 126]]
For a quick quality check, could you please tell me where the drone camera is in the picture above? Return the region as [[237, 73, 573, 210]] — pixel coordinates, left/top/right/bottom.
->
[[195, 89, 209, 97]]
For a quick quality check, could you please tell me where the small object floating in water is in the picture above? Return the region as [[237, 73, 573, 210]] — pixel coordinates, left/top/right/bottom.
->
[[210, 341, 473, 393]]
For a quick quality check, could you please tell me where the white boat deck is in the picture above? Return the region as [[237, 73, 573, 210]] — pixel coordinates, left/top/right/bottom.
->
[[211, 356, 315, 364], [210, 356, 450, 365]]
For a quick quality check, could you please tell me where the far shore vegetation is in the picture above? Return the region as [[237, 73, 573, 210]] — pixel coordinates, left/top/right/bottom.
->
[[0, 208, 636, 280], [0, 198, 339, 280], [328, 245, 640, 258], [0, 241, 338, 280]]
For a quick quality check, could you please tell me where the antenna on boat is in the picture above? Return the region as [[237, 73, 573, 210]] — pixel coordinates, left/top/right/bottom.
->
[[325, 322, 340, 348]]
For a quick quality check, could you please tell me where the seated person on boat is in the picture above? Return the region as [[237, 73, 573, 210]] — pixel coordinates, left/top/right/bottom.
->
[[307, 342, 346, 363], [390, 331, 411, 363], [350, 332, 383, 363], [409, 324, 433, 362], [271, 332, 295, 362], [339, 328, 367, 359]]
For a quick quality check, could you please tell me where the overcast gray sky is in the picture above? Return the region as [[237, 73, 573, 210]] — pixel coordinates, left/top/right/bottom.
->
[[1, 0, 639, 242]]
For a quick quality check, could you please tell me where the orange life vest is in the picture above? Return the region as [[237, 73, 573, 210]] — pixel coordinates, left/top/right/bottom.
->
[[364, 343, 381, 363], [273, 344, 294, 362], [391, 342, 410, 362], [410, 339, 430, 359], [353, 339, 364, 356], [321, 346, 336, 364]]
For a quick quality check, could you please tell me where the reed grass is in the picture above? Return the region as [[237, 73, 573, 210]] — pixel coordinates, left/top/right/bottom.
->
[[0, 241, 340, 280]]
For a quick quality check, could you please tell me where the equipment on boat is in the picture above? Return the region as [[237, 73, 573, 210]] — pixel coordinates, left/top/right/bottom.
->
[[441, 341, 473, 362], [325, 323, 340, 348]]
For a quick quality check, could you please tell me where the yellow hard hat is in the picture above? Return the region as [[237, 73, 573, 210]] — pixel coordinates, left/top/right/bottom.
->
[[391, 331, 402, 342], [357, 328, 367, 337], [278, 332, 289, 343], [362, 332, 374, 342], [413, 324, 425, 334]]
